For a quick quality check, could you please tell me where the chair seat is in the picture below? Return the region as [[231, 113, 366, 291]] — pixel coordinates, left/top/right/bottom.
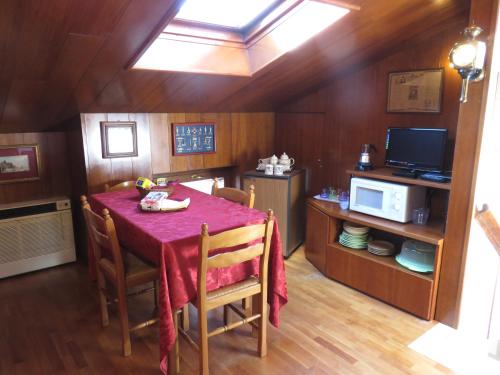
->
[[124, 252, 159, 288], [205, 276, 261, 310]]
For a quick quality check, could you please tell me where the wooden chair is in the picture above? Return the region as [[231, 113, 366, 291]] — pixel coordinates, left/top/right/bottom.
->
[[212, 178, 255, 208], [80, 195, 159, 356], [177, 210, 274, 375], [104, 180, 136, 192]]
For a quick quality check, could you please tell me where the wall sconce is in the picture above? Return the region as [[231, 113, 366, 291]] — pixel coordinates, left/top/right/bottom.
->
[[449, 25, 487, 103]]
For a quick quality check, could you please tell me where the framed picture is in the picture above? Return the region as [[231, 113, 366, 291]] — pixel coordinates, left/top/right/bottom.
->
[[0, 145, 40, 183], [387, 69, 444, 113], [100, 121, 138, 158], [172, 123, 216, 156]]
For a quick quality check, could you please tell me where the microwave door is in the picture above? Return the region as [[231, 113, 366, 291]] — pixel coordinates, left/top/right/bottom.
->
[[353, 185, 389, 215]]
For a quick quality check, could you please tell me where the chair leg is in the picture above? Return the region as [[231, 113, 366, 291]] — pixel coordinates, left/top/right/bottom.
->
[[116, 283, 132, 357], [153, 280, 159, 309], [96, 269, 109, 327], [251, 294, 259, 338], [223, 304, 230, 325], [255, 293, 268, 357], [243, 297, 252, 316], [198, 307, 209, 375], [181, 304, 190, 331]]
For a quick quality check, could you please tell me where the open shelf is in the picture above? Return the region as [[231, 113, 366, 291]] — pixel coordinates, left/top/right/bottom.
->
[[328, 242, 434, 281], [308, 198, 445, 245], [346, 167, 451, 190]]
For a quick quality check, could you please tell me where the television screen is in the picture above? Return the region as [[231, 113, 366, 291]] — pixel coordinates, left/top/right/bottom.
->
[[385, 128, 448, 172]]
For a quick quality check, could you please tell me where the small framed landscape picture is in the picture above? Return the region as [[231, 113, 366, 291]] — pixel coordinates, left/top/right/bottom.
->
[[100, 121, 138, 158], [0, 145, 40, 183], [387, 68, 444, 113]]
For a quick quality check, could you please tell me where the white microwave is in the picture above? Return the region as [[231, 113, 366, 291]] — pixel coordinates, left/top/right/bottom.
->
[[349, 177, 426, 223]]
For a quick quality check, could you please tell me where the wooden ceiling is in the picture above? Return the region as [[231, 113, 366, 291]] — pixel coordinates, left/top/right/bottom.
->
[[0, 0, 470, 133]]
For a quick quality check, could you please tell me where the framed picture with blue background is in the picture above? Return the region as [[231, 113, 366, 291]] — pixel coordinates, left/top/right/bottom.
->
[[172, 122, 216, 156]]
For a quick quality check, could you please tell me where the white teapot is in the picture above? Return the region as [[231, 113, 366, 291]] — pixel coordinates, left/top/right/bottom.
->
[[279, 153, 295, 170], [257, 154, 278, 170]]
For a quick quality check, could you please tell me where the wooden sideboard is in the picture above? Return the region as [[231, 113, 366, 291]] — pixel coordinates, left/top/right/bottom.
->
[[306, 169, 448, 320]]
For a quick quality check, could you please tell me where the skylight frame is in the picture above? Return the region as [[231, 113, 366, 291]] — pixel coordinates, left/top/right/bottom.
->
[[174, 0, 284, 32], [131, 0, 359, 76]]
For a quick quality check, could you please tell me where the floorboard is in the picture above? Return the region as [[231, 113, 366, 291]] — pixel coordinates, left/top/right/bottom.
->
[[0, 247, 457, 374]]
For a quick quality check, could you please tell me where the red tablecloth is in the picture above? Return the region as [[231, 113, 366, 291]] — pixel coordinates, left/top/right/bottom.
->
[[90, 185, 287, 373]]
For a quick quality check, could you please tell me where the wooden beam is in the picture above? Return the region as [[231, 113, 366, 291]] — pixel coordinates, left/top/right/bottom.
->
[[435, 0, 499, 327]]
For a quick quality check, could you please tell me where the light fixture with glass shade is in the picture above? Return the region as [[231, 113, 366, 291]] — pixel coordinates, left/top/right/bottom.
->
[[449, 25, 487, 103]]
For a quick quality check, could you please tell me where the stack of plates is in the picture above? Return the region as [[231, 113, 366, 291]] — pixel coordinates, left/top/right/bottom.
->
[[339, 222, 370, 249], [395, 240, 435, 273], [367, 240, 396, 256]]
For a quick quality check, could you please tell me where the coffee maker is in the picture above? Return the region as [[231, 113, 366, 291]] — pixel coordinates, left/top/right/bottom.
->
[[356, 144, 374, 171]]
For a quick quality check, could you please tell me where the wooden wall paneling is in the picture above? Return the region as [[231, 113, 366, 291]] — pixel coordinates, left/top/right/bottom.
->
[[46, 132, 71, 196], [231, 113, 250, 179], [168, 112, 187, 172], [149, 113, 171, 175], [326, 67, 380, 190], [129, 113, 153, 180], [435, 0, 499, 327], [202, 113, 233, 169], [82, 113, 111, 194], [81, 113, 153, 193], [231, 113, 276, 181], [65, 115, 89, 258], [278, 20, 467, 193], [275, 113, 326, 195]]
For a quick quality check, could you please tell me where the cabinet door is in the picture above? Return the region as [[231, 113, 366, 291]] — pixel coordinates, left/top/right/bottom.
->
[[305, 204, 329, 273], [244, 177, 289, 254]]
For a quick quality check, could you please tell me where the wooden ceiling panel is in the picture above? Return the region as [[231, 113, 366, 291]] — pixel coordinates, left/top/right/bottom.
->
[[91, 69, 168, 111], [40, 34, 107, 125], [0, 0, 470, 132], [56, 0, 182, 122], [65, 0, 131, 36], [0, 1, 24, 126], [12, 0, 71, 81], [2, 80, 47, 131]]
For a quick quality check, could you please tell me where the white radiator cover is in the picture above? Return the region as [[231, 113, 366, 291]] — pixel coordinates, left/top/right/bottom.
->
[[0, 197, 76, 278]]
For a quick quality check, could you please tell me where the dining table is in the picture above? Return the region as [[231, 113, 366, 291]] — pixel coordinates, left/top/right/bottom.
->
[[89, 184, 288, 374]]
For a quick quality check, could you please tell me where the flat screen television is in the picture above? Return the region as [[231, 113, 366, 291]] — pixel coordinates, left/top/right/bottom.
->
[[385, 127, 448, 173]]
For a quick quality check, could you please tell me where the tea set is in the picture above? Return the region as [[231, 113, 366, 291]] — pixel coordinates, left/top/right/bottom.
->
[[256, 153, 295, 176]]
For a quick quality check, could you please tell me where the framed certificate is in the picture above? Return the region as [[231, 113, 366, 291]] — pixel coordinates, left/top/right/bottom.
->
[[387, 69, 444, 113]]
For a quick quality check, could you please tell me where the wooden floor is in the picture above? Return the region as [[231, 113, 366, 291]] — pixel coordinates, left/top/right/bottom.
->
[[0, 247, 457, 374]]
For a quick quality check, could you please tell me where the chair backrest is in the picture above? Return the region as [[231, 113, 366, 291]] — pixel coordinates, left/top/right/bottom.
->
[[197, 210, 274, 299], [81, 195, 125, 280], [104, 180, 136, 192], [212, 178, 255, 208]]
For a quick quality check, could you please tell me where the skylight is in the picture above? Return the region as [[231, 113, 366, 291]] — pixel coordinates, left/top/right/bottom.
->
[[267, 1, 349, 52], [175, 0, 277, 29], [133, 0, 357, 76]]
